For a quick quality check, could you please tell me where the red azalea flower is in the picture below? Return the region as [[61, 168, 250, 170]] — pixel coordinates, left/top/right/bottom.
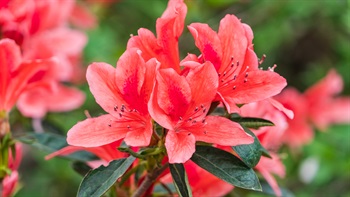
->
[[127, 0, 187, 73], [188, 14, 287, 113], [274, 87, 314, 148], [304, 69, 350, 130], [149, 61, 253, 163], [0, 38, 47, 113], [67, 48, 157, 148]]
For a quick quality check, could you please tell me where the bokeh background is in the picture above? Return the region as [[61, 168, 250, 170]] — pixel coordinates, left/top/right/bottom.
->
[[9, 0, 349, 196]]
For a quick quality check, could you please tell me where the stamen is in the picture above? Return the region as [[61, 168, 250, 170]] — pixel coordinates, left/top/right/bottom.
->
[[259, 54, 266, 65]]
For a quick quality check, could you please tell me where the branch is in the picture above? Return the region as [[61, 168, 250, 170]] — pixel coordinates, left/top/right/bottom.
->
[[132, 163, 169, 197]]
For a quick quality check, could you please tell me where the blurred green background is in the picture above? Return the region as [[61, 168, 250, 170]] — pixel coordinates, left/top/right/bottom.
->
[[10, 0, 349, 196]]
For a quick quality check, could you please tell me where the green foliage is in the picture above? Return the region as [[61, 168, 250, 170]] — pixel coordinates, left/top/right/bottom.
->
[[232, 127, 271, 168], [169, 163, 192, 197], [191, 145, 261, 191], [77, 156, 135, 197], [230, 116, 275, 130]]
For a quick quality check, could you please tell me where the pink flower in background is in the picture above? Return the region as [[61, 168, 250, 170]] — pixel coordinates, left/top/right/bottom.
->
[[255, 154, 285, 197], [188, 15, 287, 113], [1, 0, 92, 118], [304, 69, 350, 130], [127, 0, 187, 73], [240, 99, 293, 150], [274, 87, 314, 148], [149, 61, 253, 163], [275, 69, 350, 148], [2, 143, 22, 197], [0, 38, 47, 113], [67, 48, 157, 148]]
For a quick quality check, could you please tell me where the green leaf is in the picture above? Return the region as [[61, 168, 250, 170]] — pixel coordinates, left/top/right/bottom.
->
[[78, 156, 136, 197], [232, 127, 271, 168], [16, 132, 96, 162], [169, 163, 192, 197], [191, 145, 261, 191], [230, 116, 274, 129]]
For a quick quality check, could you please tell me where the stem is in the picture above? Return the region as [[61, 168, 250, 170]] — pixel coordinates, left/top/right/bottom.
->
[[131, 163, 169, 197], [118, 147, 146, 159]]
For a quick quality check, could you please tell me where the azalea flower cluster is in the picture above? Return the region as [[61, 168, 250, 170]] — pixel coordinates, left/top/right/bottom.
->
[[0, 0, 95, 196], [47, 0, 295, 196], [0, 0, 95, 119]]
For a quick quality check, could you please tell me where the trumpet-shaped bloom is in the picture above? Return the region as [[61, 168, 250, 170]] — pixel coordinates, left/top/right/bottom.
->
[[304, 69, 350, 130], [0, 38, 47, 112], [188, 15, 287, 113], [274, 87, 314, 148], [127, 0, 187, 73], [67, 48, 157, 148], [149, 61, 253, 163]]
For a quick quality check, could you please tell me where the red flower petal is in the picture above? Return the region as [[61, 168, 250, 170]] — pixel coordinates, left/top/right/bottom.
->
[[188, 23, 222, 70], [218, 15, 249, 71], [220, 70, 287, 112], [165, 130, 196, 163], [67, 114, 128, 147], [86, 62, 124, 117], [156, 68, 191, 122], [192, 116, 253, 146]]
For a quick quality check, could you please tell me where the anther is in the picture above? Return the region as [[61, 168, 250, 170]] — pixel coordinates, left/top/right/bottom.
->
[[119, 113, 122, 118], [221, 79, 224, 83], [194, 107, 199, 112], [245, 72, 248, 78], [192, 120, 197, 124], [202, 119, 206, 123], [223, 71, 226, 76], [127, 125, 131, 129], [259, 54, 266, 65], [201, 104, 204, 108], [236, 61, 240, 67], [179, 117, 183, 120], [188, 133, 191, 136], [203, 108, 207, 113], [204, 130, 207, 134], [244, 78, 248, 83], [231, 63, 234, 67], [114, 106, 118, 111], [233, 86, 236, 90], [108, 124, 111, 127], [233, 75, 237, 80]]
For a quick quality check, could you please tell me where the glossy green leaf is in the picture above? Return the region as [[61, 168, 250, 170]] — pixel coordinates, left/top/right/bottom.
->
[[16, 132, 96, 162], [169, 163, 192, 197], [191, 145, 261, 191], [232, 127, 271, 168], [230, 117, 274, 129], [78, 156, 135, 197]]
